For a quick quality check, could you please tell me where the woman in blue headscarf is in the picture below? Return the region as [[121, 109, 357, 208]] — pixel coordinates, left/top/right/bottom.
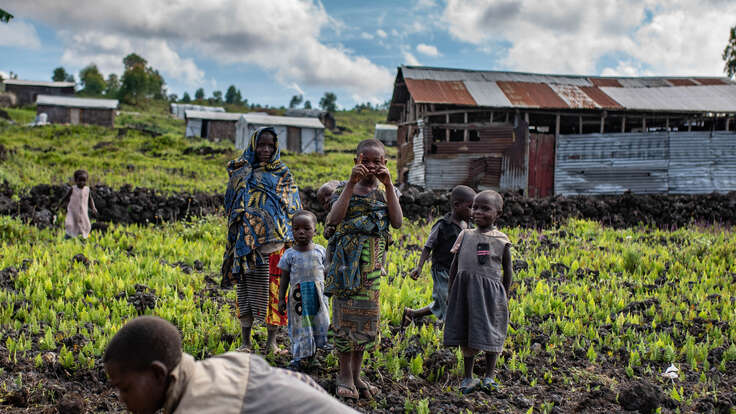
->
[[222, 127, 302, 354]]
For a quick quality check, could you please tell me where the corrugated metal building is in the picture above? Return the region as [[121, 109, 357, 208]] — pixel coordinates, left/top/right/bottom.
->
[[184, 110, 243, 141], [235, 114, 325, 154], [36, 95, 118, 127], [388, 65, 736, 196], [3, 79, 75, 106], [284, 108, 336, 130], [375, 123, 398, 146], [171, 103, 224, 120]]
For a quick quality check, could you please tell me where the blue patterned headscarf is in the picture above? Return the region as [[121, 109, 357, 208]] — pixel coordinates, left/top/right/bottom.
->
[[221, 127, 302, 285]]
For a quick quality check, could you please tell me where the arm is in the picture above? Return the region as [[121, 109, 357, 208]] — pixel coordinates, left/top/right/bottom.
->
[[56, 188, 72, 211], [375, 164, 402, 228], [88, 191, 97, 215], [327, 155, 368, 226], [502, 244, 513, 299], [278, 269, 290, 314], [409, 247, 432, 280]]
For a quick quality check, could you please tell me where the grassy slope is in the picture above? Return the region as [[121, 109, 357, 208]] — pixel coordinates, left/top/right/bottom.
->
[[0, 105, 389, 193]]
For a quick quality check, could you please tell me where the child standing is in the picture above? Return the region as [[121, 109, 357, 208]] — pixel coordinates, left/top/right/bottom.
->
[[221, 127, 301, 354], [57, 169, 97, 239], [277, 210, 330, 370], [443, 190, 513, 394], [326, 139, 402, 400], [401, 185, 475, 328]]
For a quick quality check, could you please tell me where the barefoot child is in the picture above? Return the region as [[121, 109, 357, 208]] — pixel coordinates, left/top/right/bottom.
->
[[444, 190, 513, 394], [401, 185, 475, 328], [57, 169, 97, 239], [221, 127, 301, 354], [277, 210, 330, 370], [103, 316, 356, 413], [326, 139, 402, 399]]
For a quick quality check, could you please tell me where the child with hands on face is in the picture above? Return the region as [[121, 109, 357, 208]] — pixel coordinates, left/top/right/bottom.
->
[[443, 190, 513, 394], [277, 210, 330, 371], [325, 139, 402, 400], [57, 169, 97, 239]]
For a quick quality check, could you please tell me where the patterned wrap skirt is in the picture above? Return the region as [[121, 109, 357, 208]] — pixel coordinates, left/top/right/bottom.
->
[[236, 250, 287, 326]]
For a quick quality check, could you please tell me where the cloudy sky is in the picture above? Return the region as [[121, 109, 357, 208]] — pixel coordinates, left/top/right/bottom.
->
[[1, 0, 734, 108]]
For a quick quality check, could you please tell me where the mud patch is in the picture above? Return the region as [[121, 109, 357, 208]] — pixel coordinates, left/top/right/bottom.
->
[[117, 284, 158, 315]]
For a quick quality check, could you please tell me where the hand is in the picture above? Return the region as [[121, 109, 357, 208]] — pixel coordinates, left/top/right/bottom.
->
[[91, 208, 98, 216], [349, 154, 369, 184], [409, 267, 421, 280], [375, 164, 392, 186], [278, 299, 287, 314]]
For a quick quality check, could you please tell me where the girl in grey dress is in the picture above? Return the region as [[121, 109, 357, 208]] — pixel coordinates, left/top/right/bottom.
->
[[443, 190, 514, 394]]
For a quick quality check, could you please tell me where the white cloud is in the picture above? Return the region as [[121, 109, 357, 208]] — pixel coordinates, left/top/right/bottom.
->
[[600, 61, 653, 77], [376, 29, 388, 38], [441, 0, 736, 76], [0, 70, 9, 80], [360, 32, 374, 40], [415, 0, 438, 10], [5, 0, 393, 98], [416, 43, 441, 57], [403, 51, 421, 66], [391, 29, 399, 37], [0, 19, 41, 49]]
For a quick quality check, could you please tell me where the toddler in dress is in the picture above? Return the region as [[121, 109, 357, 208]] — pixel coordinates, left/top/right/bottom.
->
[[57, 169, 97, 239]]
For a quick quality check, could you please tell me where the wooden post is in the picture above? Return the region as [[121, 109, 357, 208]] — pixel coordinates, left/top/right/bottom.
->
[[490, 111, 494, 123], [621, 115, 626, 133], [666, 116, 670, 131], [464, 112, 469, 141], [688, 118, 692, 132], [599, 112, 605, 134], [524, 112, 529, 130], [505, 112, 510, 123], [445, 113, 450, 141], [579, 115, 583, 134], [727, 115, 731, 132], [642, 116, 647, 132], [555, 113, 560, 139]]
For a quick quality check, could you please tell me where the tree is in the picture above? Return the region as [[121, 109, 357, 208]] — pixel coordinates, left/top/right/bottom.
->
[[724, 25, 736, 79], [211, 90, 223, 104], [78, 64, 106, 96], [181, 92, 191, 103], [105, 73, 120, 97], [168, 93, 178, 102], [194, 88, 205, 101], [118, 53, 166, 104], [0, 9, 13, 23], [225, 85, 242, 105], [289, 94, 303, 108], [52, 67, 74, 83], [304, 100, 312, 109], [319, 92, 337, 112]]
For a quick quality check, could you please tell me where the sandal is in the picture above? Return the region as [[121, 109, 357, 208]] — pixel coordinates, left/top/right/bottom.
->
[[235, 344, 252, 353], [335, 379, 358, 400], [400, 307, 413, 329], [481, 377, 500, 392], [356, 378, 380, 399], [460, 377, 481, 395]]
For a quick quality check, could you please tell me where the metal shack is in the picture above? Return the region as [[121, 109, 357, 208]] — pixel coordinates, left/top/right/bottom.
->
[[235, 114, 325, 154], [36, 95, 118, 127], [388, 65, 736, 196], [184, 110, 243, 141], [375, 123, 398, 146], [171, 103, 224, 120], [3, 79, 75, 106]]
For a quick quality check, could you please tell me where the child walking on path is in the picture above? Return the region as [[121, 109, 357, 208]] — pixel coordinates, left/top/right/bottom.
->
[[277, 210, 330, 370], [401, 185, 475, 328], [443, 190, 513, 394], [221, 127, 301, 354], [326, 139, 402, 400], [57, 169, 97, 239]]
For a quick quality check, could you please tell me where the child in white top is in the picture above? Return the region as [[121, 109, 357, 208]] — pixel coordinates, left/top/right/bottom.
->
[[57, 169, 97, 238]]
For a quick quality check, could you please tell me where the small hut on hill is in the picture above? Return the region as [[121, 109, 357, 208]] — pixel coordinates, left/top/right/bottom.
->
[[171, 103, 224, 120], [184, 111, 243, 141], [284, 108, 336, 130], [3, 79, 75, 106], [235, 114, 325, 154], [375, 123, 398, 146], [36, 95, 118, 127]]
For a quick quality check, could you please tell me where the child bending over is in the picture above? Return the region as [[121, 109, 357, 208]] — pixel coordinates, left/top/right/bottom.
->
[[443, 190, 513, 394], [57, 169, 97, 239], [401, 185, 475, 328], [325, 139, 402, 399], [103, 316, 355, 414], [277, 210, 331, 370]]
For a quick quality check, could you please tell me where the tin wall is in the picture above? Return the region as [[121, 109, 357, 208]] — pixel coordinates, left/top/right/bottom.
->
[[555, 131, 736, 195]]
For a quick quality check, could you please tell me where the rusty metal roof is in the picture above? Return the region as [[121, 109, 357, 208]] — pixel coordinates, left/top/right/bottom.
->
[[396, 66, 736, 114]]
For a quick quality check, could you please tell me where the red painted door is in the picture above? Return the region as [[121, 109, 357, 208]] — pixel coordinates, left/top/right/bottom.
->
[[528, 133, 556, 198]]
